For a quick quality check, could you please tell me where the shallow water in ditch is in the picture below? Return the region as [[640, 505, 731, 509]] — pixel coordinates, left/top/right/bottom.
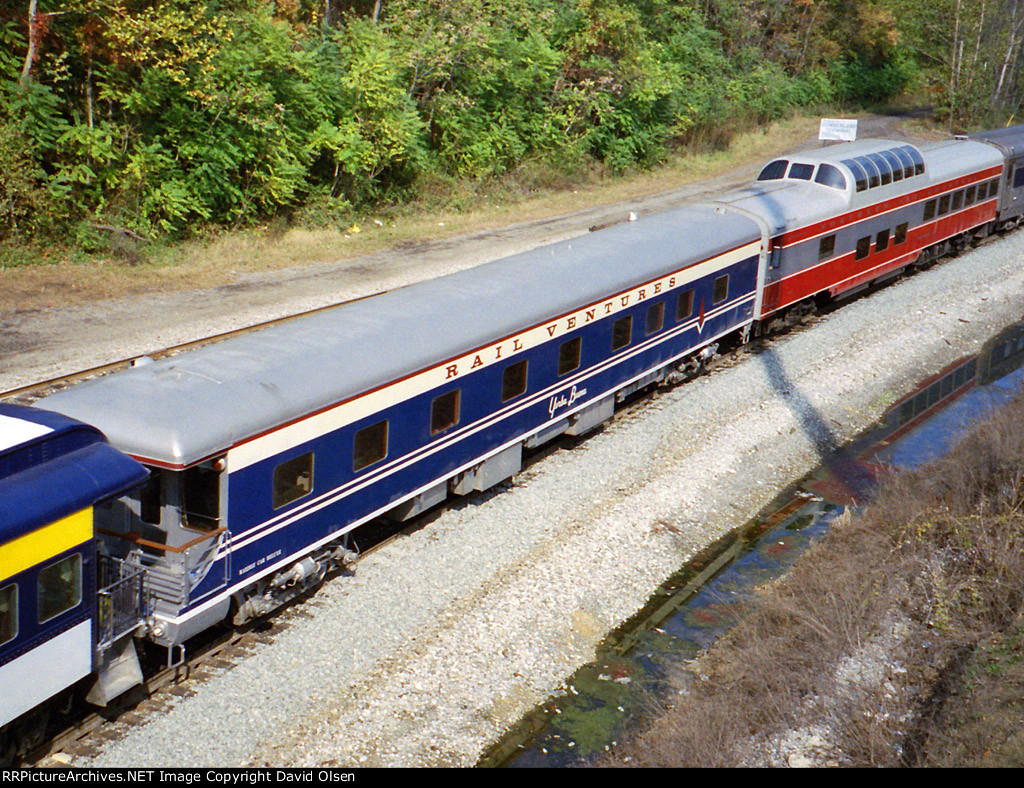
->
[[481, 320, 1024, 768]]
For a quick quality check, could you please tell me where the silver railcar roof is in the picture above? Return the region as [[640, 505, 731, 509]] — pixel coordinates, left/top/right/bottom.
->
[[38, 205, 761, 466], [712, 179, 849, 236], [970, 124, 1024, 159], [715, 137, 1002, 235], [921, 138, 1004, 185]]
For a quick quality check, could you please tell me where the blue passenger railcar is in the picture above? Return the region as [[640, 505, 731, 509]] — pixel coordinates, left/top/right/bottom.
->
[[38, 204, 766, 649], [30, 127, 1024, 658], [0, 404, 148, 763]]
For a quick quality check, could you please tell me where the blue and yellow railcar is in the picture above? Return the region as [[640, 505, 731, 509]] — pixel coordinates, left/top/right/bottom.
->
[[0, 404, 148, 762]]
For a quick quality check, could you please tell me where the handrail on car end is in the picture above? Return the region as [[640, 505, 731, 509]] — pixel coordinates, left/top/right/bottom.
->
[[96, 526, 227, 554]]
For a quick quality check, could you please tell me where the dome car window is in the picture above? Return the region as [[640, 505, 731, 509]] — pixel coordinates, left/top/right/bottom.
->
[[38, 554, 81, 624], [900, 145, 925, 175], [881, 151, 904, 182], [867, 153, 892, 185], [840, 159, 868, 192], [856, 156, 880, 189], [814, 164, 847, 191], [273, 452, 314, 509], [757, 160, 788, 181], [892, 147, 915, 178], [787, 162, 814, 180]]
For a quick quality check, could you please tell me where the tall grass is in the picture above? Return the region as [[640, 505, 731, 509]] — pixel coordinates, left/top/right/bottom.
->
[[604, 392, 1024, 767]]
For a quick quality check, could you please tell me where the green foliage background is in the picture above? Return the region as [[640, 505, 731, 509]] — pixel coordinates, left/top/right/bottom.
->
[[1, 0, 989, 244]]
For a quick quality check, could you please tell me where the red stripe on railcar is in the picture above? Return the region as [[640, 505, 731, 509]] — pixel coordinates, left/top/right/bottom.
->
[[761, 198, 998, 316], [775, 165, 1002, 249]]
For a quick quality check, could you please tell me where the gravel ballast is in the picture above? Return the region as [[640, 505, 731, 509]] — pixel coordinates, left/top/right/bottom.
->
[[55, 229, 1024, 768]]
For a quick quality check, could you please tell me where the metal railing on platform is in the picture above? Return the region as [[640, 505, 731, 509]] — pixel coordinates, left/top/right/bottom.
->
[[96, 555, 151, 652]]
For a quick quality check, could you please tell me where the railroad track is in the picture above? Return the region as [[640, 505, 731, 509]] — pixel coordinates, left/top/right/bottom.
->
[[25, 519, 417, 768], [20, 314, 824, 768], [0, 292, 382, 406], [12, 229, 1008, 766]]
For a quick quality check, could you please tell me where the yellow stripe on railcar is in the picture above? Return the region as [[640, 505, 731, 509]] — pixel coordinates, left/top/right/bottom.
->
[[0, 508, 92, 580]]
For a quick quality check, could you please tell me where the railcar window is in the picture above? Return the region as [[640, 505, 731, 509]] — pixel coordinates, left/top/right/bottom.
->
[[814, 163, 847, 191], [273, 453, 314, 509], [676, 289, 694, 321], [881, 150, 904, 182], [841, 159, 868, 192], [713, 275, 729, 304], [965, 185, 976, 206], [757, 160, 788, 181], [989, 179, 1000, 197], [182, 465, 220, 530], [501, 360, 528, 402], [430, 389, 461, 435], [924, 199, 937, 221], [977, 181, 988, 200], [37, 554, 81, 624], [645, 302, 665, 335], [892, 147, 915, 178], [900, 145, 925, 176], [952, 191, 964, 211], [1015, 167, 1024, 188], [894, 222, 908, 244], [558, 337, 582, 376], [611, 316, 633, 352], [0, 584, 16, 646], [938, 195, 950, 215], [139, 467, 161, 525], [867, 153, 892, 185], [855, 236, 871, 260], [855, 156, 881, 188], [353, 420, 388, 472], [788, 162, 814, 180], [818, 234, 836, 261], [876, 229, 890, 252]]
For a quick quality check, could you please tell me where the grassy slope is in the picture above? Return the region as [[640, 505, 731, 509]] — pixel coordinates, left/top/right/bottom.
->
[[0, 115, 825, 313]]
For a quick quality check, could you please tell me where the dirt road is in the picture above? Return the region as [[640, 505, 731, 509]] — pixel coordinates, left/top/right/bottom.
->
[[0, 114, 931, 392]]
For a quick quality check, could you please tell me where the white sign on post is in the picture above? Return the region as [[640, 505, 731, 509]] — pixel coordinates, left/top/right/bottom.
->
[[819, 118, 858, 142]]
